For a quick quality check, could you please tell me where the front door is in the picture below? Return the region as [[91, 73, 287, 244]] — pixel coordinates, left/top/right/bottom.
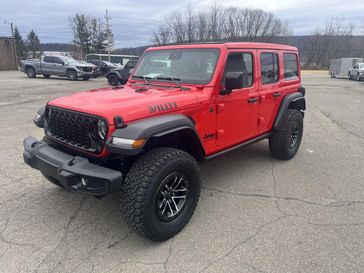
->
[[216, 50, 259, 148], [52, 57, 65, 75]]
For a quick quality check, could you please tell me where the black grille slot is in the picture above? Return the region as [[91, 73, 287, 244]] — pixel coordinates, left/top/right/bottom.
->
[[82, 67, 92, 72], [45, 106, 104, 153]]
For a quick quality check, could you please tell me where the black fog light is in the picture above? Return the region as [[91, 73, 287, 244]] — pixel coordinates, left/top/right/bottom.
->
[[81, 177, 88, 187]]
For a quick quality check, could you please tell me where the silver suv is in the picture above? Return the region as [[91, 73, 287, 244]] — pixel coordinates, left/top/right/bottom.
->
[[21, 56, 94, 80]]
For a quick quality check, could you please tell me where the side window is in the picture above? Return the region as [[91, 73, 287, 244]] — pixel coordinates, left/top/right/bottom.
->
[[260, 53, 279, 84], [43, 56, 53, 63], [283, 53, 298, 80], [53, 57, 63, 65], [224, 52, 254, 89]]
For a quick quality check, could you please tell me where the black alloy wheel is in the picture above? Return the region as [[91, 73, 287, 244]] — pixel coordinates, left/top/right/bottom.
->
[[155, 172, 189, 222]]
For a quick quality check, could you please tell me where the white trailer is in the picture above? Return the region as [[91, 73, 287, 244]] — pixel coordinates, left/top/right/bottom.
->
[[329, 58, 363, 78]]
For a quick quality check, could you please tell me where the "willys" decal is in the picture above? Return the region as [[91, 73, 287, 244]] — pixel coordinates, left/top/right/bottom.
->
[[148, 102, 178, 113]]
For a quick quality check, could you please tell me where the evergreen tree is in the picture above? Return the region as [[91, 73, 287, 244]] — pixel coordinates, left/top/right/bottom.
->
[[69, 14, 92, 59], [13, 27, 27, 62], [26, 30, 42, 58], [90, 18, 107, 53]]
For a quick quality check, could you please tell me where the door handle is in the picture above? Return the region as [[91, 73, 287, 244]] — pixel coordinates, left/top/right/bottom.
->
[[248, 97, 258, 104], [273, 92, 281, 97]]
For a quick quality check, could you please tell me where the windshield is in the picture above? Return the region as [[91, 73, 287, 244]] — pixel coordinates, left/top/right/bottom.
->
[[132, 48, 220, 84], [103, 61, 116, 66], [61, 56, 78, 64]]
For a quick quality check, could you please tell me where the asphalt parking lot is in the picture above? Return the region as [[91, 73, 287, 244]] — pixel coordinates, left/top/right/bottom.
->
[[0, 71, 363, 273]]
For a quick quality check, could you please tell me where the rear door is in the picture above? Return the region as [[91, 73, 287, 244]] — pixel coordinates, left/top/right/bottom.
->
[[42, 56, 55, 74], [257, 51, 300, 134], [216, 50, 259, 148], [257, 51, 283, 134]]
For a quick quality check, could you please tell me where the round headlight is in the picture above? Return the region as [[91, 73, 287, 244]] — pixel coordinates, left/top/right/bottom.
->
[[97, 120, 107, 140]]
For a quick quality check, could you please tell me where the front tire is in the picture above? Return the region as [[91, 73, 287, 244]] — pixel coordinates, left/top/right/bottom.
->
[[26, 67, 36, 78], [82, 76, 90, 81], [269, 109, 303, 160], [108, 74, 120, 86], [120, 147, 201, 241], [67, 70, 77, 81]]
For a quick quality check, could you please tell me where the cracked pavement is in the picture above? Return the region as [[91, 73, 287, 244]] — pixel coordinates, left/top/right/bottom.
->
[[0, 71, 363, 273]]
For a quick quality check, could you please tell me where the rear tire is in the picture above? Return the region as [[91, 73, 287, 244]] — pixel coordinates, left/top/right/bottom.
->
[[67, 70, 77, 81], [356, 74, 361, 81], [120, 147, 201, 241], [348, 73, 352, 80], [82, 76, 90, 81], [269, 109, 303, 160], [108, 74, 120, 86], [43, 74, 51, 78], [26, 67, 36, 78]]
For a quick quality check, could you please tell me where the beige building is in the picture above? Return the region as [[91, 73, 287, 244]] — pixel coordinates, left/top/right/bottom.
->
[[0, 37, 17, 71]]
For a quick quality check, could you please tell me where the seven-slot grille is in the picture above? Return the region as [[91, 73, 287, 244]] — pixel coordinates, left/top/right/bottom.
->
[[45, 106, 103, 153]]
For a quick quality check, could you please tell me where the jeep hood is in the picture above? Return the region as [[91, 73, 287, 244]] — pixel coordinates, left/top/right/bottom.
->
[[48, 85, 200, 124]]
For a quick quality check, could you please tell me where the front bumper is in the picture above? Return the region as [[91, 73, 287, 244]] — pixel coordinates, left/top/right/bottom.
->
[[23, 136, 123, 196], [77, 71, 93, 78]]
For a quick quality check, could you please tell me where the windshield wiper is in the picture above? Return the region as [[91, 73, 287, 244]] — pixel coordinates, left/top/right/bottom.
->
[[133, 75, 151, 85], [156, 77, 182, 89]]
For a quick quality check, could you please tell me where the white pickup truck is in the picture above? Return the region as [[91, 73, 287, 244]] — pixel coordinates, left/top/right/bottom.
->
[[21, 56, 94, 80]]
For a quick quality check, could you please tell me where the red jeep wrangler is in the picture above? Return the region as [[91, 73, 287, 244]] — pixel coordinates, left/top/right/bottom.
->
[[23, 42, 305, 241]]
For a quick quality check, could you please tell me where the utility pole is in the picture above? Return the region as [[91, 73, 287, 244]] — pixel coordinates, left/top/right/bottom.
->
[[104, 9, 111, 62], [98, 18, 101, 54]]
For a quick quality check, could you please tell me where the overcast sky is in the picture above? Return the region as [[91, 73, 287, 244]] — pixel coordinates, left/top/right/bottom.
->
[[0, 0, 363, 48]]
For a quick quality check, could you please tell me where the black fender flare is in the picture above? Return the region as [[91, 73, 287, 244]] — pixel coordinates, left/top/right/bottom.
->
[[273, 92, 306, 131], [66, 68, 77, 74], [25, 65, 36, 72], [106, 114, 206, 160], [107, 71, 122, 80]]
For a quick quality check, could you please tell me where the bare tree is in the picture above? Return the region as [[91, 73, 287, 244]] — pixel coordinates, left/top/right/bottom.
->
[[302, 17, 361, 69], [152, 4, 291, 45]]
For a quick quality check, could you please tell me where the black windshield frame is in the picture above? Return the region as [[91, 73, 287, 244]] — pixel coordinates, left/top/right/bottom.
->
[[132, 48, 220, 85]]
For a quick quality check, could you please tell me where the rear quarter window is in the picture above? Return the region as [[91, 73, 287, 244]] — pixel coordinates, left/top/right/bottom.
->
[[283, 53, 299, 80]]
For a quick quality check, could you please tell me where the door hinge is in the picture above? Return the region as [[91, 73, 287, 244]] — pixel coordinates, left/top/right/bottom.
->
[[217, 103, 225, 113], [258, 117, 264, 125], [216, 129, 224, 139]]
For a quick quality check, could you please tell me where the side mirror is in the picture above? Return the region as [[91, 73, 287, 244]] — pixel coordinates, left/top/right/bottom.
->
[[220, 72, 243, 95]]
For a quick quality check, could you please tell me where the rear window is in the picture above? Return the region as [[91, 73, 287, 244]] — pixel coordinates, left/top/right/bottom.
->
[[261, 53, 279, 84], [283, 53, 298, 80]]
